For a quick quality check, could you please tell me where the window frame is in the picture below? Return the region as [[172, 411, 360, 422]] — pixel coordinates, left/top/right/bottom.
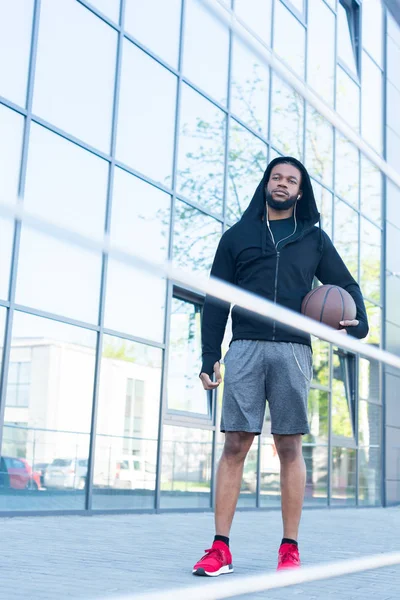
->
[[337, 0, 361, 78]]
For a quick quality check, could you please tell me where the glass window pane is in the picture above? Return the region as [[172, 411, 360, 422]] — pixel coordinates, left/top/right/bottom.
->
[[183, 0, 229, 105], [234, 0, 272, 46], [160, 425, 212, 508], [360, 219, 381, 304], [336, 66, 360, 132], [270, 74, 304, 160], [16, 228, 102, 324], [306, 388, 329, 442], [358, 447, 381, 506], [173, 201, 221, 275], [259, 436, 281, 507], [359, 358, 380, 403], [387, 35, 400, 93], [0, 308, 6, 373], [0, 312, 96, 511], [89, 0, 120, 22], [361, 51, 383, 154], [24, 124, 108, 239], [311, 338, 330, 387], [307, 0, 335, 104], [0, 105, 24, 204], [359, 400, 381, 446], [274, 1, 305, 77], [387, 179, 400, 231], [231, 35, 269, 137], [177, 85, 225, 215], [387, 81, 400, 138], [306, 107, 333, 188], [334, 198, 359, 281], [0, 217, 14, 301], [0, 0, 34, 106], [167, 298, 206, 414], [238, 439, 258, 507], [105, 262, 166, 342], [312, 180, 332, 238], [332, 349, 355, 438], [92, 336, 161, 510], [361, 156, 382, 225], [33, 0, 117, 152], [337, 3, 357, 74], [227, 120, 267, 222], [117, 40, 176, 186], [331, 447, 356, 505], [335, 135, 359, 208], [364, 303, 381, 348], [124, 0, 181, 67], [303, 444, 328, 506], [110, 168, 171, 262], [361, 0, 383, 66]]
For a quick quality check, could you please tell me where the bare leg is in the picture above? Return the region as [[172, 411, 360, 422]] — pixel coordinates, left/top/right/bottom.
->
[[274, 434, 305, 541], [215, 432, 255, 537]]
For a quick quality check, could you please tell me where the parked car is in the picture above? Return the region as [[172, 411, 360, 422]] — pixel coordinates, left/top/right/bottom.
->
[[34, 462, 50, 488], [114, 456, 155, 490], [1, 456, 41, 490], [44, 458, 88, 490]]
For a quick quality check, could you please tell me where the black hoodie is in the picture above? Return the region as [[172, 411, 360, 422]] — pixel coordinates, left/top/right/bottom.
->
[[201, 157, 369, 377]]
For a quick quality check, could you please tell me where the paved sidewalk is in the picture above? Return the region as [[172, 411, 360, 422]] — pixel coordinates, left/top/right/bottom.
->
[[2, 507, 400, 600]]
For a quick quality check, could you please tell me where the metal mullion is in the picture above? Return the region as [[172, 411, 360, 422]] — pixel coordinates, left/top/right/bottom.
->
[[101, 327, 165, 349], [0, 0, 41, 455], [123, 31, 180, 79], [77, 0, 122, 30], [12, 304, 100, 332], [328, 346, 333, 505], [155, 0, 187, 512], [175, 194, 224, 223], [85, 0, 126, 512], [0, 96, 28, 116]]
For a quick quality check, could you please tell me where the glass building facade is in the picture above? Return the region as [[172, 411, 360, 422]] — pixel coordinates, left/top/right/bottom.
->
[[0, 0, 399, 513]]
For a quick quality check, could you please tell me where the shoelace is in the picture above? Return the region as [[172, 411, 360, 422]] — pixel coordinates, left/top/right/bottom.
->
[[279, 549, 299, 564], [201, 547, 224, 562]]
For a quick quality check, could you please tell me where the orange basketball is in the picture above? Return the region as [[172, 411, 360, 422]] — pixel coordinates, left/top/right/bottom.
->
[[301, 285, 356, 330]]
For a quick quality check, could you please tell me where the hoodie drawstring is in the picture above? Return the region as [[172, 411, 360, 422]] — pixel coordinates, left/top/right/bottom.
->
[[318, 215, 323, 252], [262, 203, 267, 255]]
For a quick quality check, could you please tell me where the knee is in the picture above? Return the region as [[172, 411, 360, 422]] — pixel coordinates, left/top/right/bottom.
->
[[223, 433, 254, 462], [275, 436, 302, 464]]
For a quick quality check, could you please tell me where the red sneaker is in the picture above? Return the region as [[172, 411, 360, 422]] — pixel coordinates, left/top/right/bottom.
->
[[192, 541, 234, 577], [277, 543, 301, 571]]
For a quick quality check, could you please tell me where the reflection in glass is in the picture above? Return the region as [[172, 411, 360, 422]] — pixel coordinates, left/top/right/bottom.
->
[[0, 311, 96, 511], [303, 445, 328, 506], [160, 426, 212, 508], [362, 52, 383, 154], [111, 167, 170, 262], [361, 156, 382, 225], [359, 358, 380, 403], [259, 436, 280, 507], [183, 0, 229, 104], [305, 388, 329, 443], [362, 0, 383, 67], [364, 303, 381, 348], [33, 0, 117, 152], [234, 0, 271, 46], [24, 124, 108, 239], [167, 298, 206, 414], [358, 447, 381, 506], [312, 180, 332, 238], [337, 3, 357, 74], [334, 198, 359, 281], [336, 66, 360, 132], [239, 439, 257, 507], [0, 0, 34, 106], [307, 0, 334, 104], [89, 0, 120, 22], [306, 107, 333, 187], [270, 74, 304, 160], [92, 336, 162, 510], [359, 401, 381, 447], [311, 339, 330, 388], [335, 135, 359, 208], [331, 447, 356, 505], [177, 85, 225, 215], [0, 218, 14, 301], [173, 201, 222, 275], [0, 308, 6, 372], [117, 40, 177, 185], [332, 349, 355, 439], [231, 36, 269, 137], [105, 262, 166, 343], [125, 0, 181, 67], [16, 228, 102, 324], [274, 1, 305, 77], [0, 105, 24, 204], [360, 219, 381, 304], [227, 120, 267, 222]]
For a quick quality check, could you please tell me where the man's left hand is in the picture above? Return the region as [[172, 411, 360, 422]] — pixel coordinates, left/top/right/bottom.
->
[[338, 319, 359, 334]]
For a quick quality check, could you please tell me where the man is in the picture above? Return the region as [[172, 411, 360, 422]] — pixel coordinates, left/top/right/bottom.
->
[[192, 157, 368, 576]]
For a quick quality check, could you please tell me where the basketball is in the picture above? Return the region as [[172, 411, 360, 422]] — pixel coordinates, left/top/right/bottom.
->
[[301, 285, 357, 329]]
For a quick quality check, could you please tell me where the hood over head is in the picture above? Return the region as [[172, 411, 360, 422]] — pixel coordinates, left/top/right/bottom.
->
[[241, 156, 320, 226]]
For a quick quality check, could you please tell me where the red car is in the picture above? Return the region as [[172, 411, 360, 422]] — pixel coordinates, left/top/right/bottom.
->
[[1, 456, 41, 490]]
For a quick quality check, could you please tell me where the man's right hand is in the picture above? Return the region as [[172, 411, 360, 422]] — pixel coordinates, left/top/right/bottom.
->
[[200, 362, 222, 390]]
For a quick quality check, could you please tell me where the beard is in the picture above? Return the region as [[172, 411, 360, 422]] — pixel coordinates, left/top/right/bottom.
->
[[265, 190, 297, 211]]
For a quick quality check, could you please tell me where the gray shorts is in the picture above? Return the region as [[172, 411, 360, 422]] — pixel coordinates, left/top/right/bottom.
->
[[221, 340, 312, 436]]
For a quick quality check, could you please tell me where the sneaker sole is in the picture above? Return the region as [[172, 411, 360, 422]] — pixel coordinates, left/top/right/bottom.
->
[[192, 564, 234, 577]]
